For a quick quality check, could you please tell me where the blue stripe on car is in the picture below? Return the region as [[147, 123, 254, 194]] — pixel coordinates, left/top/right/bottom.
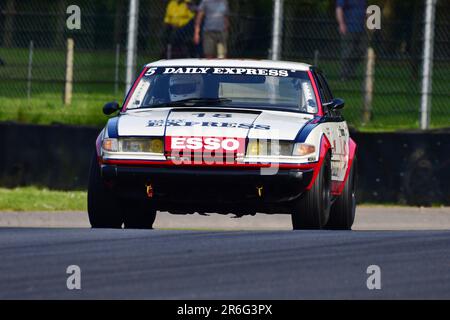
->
[[295, 117, 321, 142], [107, 117, 119, 138]]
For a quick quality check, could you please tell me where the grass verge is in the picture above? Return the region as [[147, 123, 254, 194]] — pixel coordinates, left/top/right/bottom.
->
[[0, 187, 86, 211]]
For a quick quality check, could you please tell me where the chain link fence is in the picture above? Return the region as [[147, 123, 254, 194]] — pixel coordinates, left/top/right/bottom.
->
[[282, 0, 450, 130], [0, 0, 448, 130]]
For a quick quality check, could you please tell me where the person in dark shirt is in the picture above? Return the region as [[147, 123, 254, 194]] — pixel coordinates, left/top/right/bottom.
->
[[336, 0, 367, 80], [194, 0, 229, 58]]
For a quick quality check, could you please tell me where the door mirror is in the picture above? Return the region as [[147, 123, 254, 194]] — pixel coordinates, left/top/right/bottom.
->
[[323, 98, 345, 111], [103, 101, 120, 115]]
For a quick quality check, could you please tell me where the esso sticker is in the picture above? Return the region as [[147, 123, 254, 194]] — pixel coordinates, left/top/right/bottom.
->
[[166, 136, 245, 153]]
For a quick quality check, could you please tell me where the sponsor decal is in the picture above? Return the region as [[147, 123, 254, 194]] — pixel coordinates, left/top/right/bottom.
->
[[147, 119, 270, 130], [129, 78, 151, 108], [302, 81, 314, 102], [166, 136, 245, 154], [165, 136, 246, 166], [145, 67, 291, 77]]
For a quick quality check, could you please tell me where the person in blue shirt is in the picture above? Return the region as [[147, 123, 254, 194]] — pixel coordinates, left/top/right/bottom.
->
[[336, 0, 367, 80]]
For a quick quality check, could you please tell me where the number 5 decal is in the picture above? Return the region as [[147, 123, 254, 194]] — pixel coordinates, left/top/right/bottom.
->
[[145, 67, 157, 76]]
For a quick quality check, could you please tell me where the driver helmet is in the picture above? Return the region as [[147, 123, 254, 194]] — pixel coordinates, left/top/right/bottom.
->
[[169, 74, 204, 101]]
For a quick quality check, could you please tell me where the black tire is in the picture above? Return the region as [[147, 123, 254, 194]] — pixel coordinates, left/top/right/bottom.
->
[[87, 152, 124, 228], [325, 156, 357, 230], [291, 153, 332, 230], [123, 201, 157, 229]]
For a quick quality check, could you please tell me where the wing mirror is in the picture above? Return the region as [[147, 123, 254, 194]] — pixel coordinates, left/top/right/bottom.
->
[[323, 98, 345, 110], [103, 101, 120, 115]]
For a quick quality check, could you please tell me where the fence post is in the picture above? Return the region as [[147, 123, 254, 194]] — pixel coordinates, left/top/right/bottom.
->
[[115, 44, 121, 95], [313, 49, 319, 66], [362, 47, 376, 125], [27, 40, 34, 100], [64, 38, 74, 106], [125, 0, 139, 94], [271, 0, 284, 61], [420, 0, 437, 130]]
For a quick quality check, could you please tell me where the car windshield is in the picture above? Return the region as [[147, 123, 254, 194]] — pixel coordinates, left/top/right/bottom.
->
[[125, 66, 318, 114]]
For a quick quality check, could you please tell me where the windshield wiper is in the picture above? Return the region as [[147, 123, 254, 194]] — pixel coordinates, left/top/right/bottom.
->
[[142, 98, 232, 109]]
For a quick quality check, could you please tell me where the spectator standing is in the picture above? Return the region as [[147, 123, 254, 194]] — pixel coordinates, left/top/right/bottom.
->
[[162, 0, 196, 58], [336, 0, 367, 80], [194, 0, 229, 58]]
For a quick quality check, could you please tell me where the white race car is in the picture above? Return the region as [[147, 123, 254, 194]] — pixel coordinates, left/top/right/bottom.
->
[[89, 59, 357, 230]]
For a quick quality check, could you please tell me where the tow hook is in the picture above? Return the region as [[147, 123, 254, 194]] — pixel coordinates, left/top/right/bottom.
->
[[256, 186, 264, 198], [145, 183, 154, 198]]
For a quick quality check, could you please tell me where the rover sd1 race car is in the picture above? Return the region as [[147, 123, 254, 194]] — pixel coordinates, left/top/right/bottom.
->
[[88, 59, 357, 230]]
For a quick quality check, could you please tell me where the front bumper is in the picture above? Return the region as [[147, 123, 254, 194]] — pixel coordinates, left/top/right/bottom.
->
[[101, 164, 314, 214]]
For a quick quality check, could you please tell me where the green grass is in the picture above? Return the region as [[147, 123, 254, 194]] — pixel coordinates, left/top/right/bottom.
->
[[0, 187, 86, 211], [0, 95, 117, 127], [0, 47, 449, 131], [0, 47, 156, 127]]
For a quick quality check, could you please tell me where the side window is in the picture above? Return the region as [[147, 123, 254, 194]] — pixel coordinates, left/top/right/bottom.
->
[[318, 73, 334, 101], [312, 72, 330, 105], [316, 72, 333, 103]]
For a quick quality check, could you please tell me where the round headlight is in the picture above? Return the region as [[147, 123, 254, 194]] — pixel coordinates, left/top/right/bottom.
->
[[150, 138, 164, 153]]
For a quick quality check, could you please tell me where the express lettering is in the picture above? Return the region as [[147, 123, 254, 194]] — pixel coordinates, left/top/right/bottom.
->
[[147, 120, 270, 130]]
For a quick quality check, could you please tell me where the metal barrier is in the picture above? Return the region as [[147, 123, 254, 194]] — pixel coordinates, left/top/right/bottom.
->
[[0, 123, 448, 205]]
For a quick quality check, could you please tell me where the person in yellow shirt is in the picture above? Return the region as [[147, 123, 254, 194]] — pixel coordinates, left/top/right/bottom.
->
[[164, 0, 195, 28], [162, 0, 197, 58]]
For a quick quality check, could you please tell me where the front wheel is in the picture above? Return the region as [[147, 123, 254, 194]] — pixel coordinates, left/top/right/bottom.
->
[[87, 152, 124, 228], [291, 153, 332, 230], [88, 152, 157, 229]]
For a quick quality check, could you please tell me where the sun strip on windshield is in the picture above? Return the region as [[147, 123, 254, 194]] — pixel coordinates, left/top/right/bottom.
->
[[140, 66, 293, 77]]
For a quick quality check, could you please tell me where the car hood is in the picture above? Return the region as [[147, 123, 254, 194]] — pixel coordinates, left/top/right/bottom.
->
[[116, 108, 314, 140]]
